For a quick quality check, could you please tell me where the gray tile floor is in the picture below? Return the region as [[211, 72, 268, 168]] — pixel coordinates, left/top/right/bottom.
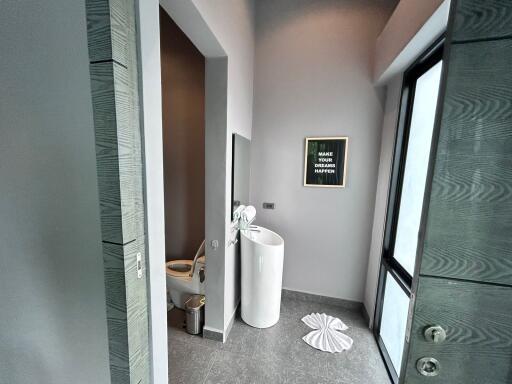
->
[[167, 297, 391, 384]]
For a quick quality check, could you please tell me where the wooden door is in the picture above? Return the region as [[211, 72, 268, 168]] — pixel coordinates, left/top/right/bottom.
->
[[402, 1, 512, 383], [85, 0, 150, 383]]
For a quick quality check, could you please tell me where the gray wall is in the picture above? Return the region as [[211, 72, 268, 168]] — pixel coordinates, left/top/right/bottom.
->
[[251, 0, 396, 303], [0, 1, 110, 383]]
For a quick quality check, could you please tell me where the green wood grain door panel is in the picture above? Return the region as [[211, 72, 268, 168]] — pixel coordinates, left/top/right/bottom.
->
[[453, 0, 512, 42], [404, 277, 512, 384], [85, 0, 150, 383], [421, 39, 512, 286]]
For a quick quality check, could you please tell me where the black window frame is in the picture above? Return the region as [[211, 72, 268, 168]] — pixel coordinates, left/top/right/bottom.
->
[[373, 36, 445, 384]]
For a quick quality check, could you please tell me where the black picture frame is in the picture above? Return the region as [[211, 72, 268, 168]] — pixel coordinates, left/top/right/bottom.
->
[[303, 136, 348, 188]]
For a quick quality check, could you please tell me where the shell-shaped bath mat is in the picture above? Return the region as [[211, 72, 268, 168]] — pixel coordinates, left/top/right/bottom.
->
[[301, 313, 353, 353]]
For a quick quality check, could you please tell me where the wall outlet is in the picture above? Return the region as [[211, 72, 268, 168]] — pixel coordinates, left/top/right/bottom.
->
[[263, 202, 275, 209]]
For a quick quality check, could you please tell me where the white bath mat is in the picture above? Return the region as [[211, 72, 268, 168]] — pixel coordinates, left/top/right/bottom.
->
[[301, 313, 353, 353]]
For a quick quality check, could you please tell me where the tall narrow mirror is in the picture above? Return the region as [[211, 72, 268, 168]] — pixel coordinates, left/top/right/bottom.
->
[[231, 134, 251, 220]]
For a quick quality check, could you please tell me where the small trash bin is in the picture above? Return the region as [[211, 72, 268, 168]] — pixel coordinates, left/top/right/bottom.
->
[[185, 294, 205, 335]]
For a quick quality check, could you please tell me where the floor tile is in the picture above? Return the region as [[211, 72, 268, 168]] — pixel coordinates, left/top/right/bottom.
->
[[219, 315, 261, 357], [253, 316, 326, 378], [168, 340, 218, 384], [280, 298, 367, 329], [321, 326, 390, 384], [167, 308, 219, 349], [285, 368, 337, 384], [205, 349, 288, 384], [167, 296, 391, 384]]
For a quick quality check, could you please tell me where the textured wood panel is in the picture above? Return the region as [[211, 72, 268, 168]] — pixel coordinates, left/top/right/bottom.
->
[[453, 0, 512, 42], [125, 237, 149, 384], [86, 0, 149, 383], [103, 237, 148, 384], [102, 240, 130, 383], [421, 40, 512, 286], [85, 0, 130, 65], [438, 40, 512, 145], [90, 61, 142, 244], [404, 2, 512, 383], [404, 277, 512, 384]]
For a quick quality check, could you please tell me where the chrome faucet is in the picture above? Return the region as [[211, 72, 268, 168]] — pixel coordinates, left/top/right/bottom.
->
[[246, 225, 260, 233]]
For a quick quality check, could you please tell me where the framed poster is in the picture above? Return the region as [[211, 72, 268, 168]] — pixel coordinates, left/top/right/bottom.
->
[[303, 136, 348, 188]]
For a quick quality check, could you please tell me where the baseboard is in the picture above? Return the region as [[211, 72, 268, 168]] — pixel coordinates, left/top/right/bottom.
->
[[223, 305, 238, 341], [361, 304, 371, 327], [202, 326, 223, 342], [203, 303, 239, 343], [282, 288, 363, 311]]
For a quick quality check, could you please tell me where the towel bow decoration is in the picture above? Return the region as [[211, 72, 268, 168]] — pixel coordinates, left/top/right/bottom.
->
[[301, 313, 354, 353]]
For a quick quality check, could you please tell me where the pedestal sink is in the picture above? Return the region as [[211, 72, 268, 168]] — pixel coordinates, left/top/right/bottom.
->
[[240, 226, 284, 328]]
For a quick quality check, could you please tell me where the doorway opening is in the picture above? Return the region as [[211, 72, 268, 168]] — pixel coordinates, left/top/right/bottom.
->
[[158, 1, 208, 371], [160, 4, 206, 306], [373, 39, 444, 383]]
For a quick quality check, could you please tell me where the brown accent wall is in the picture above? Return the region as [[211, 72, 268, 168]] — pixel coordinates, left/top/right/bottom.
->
[[160, 7, 205, 261]]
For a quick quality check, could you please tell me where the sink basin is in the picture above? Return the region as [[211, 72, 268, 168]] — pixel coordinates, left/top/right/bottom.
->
[[241, 226, 284, 328]]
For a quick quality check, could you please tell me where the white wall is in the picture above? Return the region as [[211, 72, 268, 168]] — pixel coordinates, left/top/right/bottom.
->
[[0, 1, 110, 383], [136, 0, 168, 383], [191, 0, 255, 331], [364, 74, 402, 326], [250, 0, 396, 303]]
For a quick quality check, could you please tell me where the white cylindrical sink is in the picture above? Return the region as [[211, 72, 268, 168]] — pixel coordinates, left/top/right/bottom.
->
[[241, 225, 284, 328]]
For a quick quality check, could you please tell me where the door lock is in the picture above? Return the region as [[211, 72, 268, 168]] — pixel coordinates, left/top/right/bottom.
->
[[416, 357, 441, 377], [424, 325, 446, 343]]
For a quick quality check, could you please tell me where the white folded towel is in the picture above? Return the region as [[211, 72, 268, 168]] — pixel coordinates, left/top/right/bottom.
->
[[301, 313, 353, 353], [241, 205, 256, 223], [233, 205, 246, 221]]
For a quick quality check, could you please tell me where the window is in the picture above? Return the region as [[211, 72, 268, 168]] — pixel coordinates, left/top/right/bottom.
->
[[373, 39, 444, 383]]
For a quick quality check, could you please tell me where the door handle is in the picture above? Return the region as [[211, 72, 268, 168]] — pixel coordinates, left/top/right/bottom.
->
[[136, 252, 143, 279], [424, 325, 446, 343]]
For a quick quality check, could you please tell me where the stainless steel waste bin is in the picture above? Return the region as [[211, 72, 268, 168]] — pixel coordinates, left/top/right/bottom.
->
[[185, 294, 205, 335]]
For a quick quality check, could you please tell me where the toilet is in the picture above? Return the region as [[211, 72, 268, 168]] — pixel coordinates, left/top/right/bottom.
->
[[166, 241, 206, 309]]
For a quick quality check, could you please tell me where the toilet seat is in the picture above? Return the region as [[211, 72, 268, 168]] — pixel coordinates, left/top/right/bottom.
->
[[166, 256, 205, 279]]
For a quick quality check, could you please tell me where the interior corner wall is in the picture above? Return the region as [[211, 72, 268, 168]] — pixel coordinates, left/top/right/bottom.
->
[[190, 0, 256, 333], [250, 0, 397, 303], [0, 1, 110, 383], [364, 74, 402, 326], [373, 0, 447, 83], [157, 0, 255, 337]]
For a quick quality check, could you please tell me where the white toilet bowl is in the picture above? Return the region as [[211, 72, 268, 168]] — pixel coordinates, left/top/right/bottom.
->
[[166, 256, 205, 309]]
